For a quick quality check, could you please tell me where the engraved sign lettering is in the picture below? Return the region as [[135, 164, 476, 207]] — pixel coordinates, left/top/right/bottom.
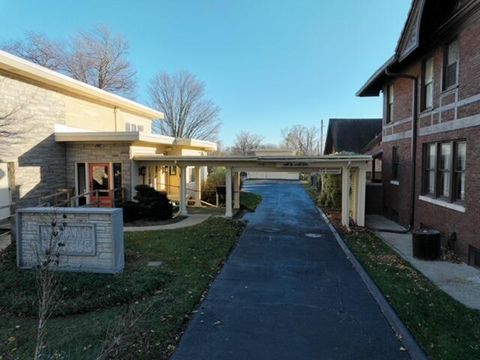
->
[[39, 224, 96, 256]]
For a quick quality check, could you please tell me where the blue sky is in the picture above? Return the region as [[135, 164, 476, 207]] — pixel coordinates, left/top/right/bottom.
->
[[0, 0, 411, 146]]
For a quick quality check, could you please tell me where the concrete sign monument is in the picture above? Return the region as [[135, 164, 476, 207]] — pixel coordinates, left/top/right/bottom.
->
[[17, 207, 124, 273]]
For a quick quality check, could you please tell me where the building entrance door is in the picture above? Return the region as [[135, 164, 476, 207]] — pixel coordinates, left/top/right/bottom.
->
[[89, 163, 112, 207]]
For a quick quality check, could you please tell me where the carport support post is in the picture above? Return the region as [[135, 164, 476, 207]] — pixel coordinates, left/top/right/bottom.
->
[[225, 166, 233, 217], [356, 166, 367, 227], [233, 171, 241, 209], [341, 165, 351, 227], [194, 167, 202, 207], [180, 165, 188, 216]]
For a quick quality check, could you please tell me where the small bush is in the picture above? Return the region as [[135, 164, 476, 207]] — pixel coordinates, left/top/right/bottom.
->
[[318, 174, 341, 210], [123, 185, 173, 222], [202, 167, 226, 204]]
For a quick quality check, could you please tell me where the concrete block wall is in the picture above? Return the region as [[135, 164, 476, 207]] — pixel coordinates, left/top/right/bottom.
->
[[0, 74, 67, 208], [65, 143, 132, 200], [16, 207, 124, 273]]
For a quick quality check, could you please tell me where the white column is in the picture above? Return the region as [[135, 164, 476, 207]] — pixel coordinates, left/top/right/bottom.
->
[[233, 171, 241, 209], [341, 165, 351, 227], [225, 166, 233, 217], [356, 166, 367, 227], [180, 165, 188, 216], [194, 167, 202, 207]]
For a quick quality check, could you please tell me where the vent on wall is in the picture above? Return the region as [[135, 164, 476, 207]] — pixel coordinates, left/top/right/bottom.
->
[[468, 245, 480, 269]]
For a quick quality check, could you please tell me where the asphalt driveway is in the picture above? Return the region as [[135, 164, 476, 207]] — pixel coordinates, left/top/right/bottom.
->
[[172, 181, 410, 360]]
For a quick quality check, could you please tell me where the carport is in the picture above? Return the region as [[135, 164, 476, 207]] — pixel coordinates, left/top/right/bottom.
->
[[132, 155, 371, 227]]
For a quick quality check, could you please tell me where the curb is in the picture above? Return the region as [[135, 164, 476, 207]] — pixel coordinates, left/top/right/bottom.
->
[[317, 207, 428, 360]]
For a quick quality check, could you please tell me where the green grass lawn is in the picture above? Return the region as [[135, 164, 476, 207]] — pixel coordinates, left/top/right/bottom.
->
[[0, 217, 245, 359], [344, 229, 480, 360], [302, 180, 480, 359], [239, 191, 262, 211]]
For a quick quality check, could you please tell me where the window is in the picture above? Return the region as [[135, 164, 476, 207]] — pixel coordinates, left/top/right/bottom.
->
[[438, 143, 452, 198], [453, 141, 466, 202], [386, 84, 394, 123], [392, 146, 399, 181], [125, 123, 144, 132], [422, 140, 466, 203], [424, 143, 436, 195], [422, 57, 434, 109], [443, 40, 459, 90]]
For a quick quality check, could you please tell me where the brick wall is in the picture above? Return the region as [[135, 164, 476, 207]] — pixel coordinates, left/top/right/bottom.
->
[[0, 74, 66, 208], [378, 8, 480, 262]]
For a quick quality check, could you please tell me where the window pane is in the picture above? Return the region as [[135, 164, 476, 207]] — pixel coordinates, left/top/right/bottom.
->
[[456, 142, 466, 171], [448, 41, 459, 65], [389, 85, 394, 103], [425, 83, 433, 108], [440, 172, 451, 197], [440, 143, 452, 170], [425, 57, 434, 82], [428, 144, 436, 169], [454, 172, 465, 201], [428, 170, 436, 194]]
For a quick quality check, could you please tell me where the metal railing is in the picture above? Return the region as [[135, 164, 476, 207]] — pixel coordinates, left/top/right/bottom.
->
[[38, 188, 125, 208]]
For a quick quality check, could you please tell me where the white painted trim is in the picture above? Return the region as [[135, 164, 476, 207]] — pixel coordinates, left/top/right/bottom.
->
[[418, 195, 466, 213], [383, 130, 412, 142], [419, 113, 480, 136], [390, 180, 400, 186]]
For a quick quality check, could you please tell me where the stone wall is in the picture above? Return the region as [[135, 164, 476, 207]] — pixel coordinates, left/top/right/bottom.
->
[[0, 74, 67, 208], [16, 207, 124, 273], [65, 143, 132, 200]]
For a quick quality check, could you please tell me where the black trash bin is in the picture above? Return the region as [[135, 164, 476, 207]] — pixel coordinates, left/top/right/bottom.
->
[[412, 229, 441, 260]]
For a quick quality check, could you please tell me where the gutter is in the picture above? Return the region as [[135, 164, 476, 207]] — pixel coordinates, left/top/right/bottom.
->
[[385, 67, 418, 229]]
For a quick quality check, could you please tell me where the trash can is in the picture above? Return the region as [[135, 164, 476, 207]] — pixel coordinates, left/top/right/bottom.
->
[[412, 229, 441, 260]]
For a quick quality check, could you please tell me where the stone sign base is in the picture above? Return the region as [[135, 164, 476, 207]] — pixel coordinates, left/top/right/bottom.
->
[[17, 207, 124, 273]]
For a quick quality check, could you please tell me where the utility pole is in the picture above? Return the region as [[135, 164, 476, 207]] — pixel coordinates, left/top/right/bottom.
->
[[320, 119, 324, 155]]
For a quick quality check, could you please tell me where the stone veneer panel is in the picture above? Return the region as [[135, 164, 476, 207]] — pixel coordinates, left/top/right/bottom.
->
[[16, 207, 124, 273], [0, 74, 67, 208]]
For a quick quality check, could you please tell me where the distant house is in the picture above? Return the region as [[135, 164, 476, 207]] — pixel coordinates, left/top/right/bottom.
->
[[357, 0, 480, 265], [324, 118, 382, 155], [246, 149, 300, 180], [324, 118, 382, 180]]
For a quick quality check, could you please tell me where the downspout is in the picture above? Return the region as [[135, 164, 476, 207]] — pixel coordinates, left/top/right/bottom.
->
[[385, 68, 419, 230]]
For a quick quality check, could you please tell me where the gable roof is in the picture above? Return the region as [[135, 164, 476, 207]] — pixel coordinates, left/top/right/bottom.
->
[[324, 118, 382, 155], [357, 0, 480, 97]]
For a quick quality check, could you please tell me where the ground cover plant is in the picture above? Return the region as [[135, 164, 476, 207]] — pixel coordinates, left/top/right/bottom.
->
[[239, 191, 262, 212], [0, 217, 245, 359]]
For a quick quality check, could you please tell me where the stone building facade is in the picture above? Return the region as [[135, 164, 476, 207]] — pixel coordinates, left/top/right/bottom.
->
[[358, 0, 480, 264]]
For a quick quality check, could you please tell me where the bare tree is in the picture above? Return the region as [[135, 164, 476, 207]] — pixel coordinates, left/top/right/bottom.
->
[[2, 31, 64, 71], [2, 26, 137, 98], [231, 131, 264, 155], [148, 71, 221, 141], [281, 125, 320, 155], [63, 26, 136, 98]]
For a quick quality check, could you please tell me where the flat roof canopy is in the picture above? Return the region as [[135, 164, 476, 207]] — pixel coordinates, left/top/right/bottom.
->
[[133, 154, 371, 172]]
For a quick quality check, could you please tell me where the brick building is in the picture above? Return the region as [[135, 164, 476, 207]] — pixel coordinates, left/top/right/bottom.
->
[[358, 0, 480, 265]]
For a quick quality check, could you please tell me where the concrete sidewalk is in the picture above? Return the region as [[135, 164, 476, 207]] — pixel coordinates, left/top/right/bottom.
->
[[367, 215, 480, 310], [124, 214, 210, 232]]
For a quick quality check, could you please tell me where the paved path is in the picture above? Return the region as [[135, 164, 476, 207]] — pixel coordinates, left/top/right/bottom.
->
[[123, 214, 210, 232], [172, 181, 410, 360], [367, 214, 480, 310]]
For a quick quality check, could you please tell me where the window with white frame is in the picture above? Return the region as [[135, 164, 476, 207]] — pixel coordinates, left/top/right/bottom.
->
[[125, 123, 145, 132], [423, 140, 466, 203], [422, 57, 434, 110], [443, 39, 459, 90]]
